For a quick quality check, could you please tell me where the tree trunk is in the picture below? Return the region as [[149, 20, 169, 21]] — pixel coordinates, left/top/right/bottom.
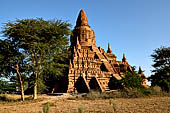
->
[[32, 50, 42, 100], [15, 64, 25, 101], [33, 73, 38, 99]]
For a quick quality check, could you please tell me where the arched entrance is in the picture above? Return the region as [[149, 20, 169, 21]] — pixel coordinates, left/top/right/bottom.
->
[[89, 77, 102, 92], [108, 76, 123, 90], [75, 76, 89, 93]]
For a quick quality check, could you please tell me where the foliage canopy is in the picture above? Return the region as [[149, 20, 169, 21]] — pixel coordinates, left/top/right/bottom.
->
[[109, 67, 144, 90], [1, 18, 71, 99], [148, 46, 170, 92]]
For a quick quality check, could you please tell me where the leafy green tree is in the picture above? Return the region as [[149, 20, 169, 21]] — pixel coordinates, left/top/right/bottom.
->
[[2, 18, 71, 99], [41, 46, 70, 93], [0, 40, 26, 101], [122, 71, 144, 89], [109, 66, 144, 90], [148, 47, 170, 92]]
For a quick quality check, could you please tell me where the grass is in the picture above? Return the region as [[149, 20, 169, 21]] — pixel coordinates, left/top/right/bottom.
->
[[68, 90, 147, 100], [0, 94, 19, 102], [109, 99, 117, 112], [0, 94, 44, 105], [0, 89, 169, 113], [68, 87, 170, 101], [68, 91, 121, 100], [0, 95, 169, 113], [78, 104, 83, 113]]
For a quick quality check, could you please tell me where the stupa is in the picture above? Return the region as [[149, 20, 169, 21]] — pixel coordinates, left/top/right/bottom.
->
[[67, 10, 133, 93]]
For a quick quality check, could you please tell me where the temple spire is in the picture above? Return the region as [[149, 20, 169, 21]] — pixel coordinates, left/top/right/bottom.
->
[[107, 43, 112, 53], [76, 9, 89, 27]]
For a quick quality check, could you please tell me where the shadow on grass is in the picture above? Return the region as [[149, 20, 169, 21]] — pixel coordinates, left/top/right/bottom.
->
[[0, 94, 44, 104]]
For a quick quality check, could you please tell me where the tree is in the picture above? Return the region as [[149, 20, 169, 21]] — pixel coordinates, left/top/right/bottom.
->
[[109, 66, 144, 90], [148, 47, 170, 92], [0, 40, 26, 101], [122, 71, 144, 89], [41, 42, 70, 93], [2, 18, 71, 99]]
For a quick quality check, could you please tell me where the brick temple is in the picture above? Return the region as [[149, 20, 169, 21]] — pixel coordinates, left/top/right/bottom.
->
[[67, 10, 143, 93]]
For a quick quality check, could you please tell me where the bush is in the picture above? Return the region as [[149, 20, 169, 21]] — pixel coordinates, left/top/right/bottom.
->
[[139, 88, 151, 96], [78, 104, 83, 113], [120, 88, 145, 98], [43, 102, 51, 113], [122, 72, 144, 89], [149, 85, 170, 96], [82, 91, 124, 100], [109, 99, 117, 112], [68, 89, 149, 100], [84, 91, 101, 100], [160, 80, 170, 92], [150, 86, 162, 95], [68, 91, 122, 100]]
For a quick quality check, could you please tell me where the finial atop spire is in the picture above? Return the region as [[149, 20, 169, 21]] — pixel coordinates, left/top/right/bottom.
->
[[123, 53, 126, 59], [122, 53, 127, 63], [76, 9, 89, 27], [107, 43, 112, 53], [138, 66, 142, 74]]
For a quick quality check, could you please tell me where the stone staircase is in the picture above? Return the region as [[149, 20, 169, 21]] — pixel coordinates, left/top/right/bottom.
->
[[104, 85, 118, 93], [104, 85, 110, 92]]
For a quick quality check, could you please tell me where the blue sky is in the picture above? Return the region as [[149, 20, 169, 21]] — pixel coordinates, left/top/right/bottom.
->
[[0, 0, 170, 80]]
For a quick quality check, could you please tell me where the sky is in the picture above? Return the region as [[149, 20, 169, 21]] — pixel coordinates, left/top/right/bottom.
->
[[0, 0, 170, 82]]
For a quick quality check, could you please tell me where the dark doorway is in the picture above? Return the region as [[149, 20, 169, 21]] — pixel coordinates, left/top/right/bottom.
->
[[89, 77, 101, 92], [75, 77, 89, 93], [51, 76, 68, 93], [100, 63, 108, 72], [108, 76, 123, 90]]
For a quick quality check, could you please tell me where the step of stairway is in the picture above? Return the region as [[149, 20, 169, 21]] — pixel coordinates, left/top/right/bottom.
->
[[104, 86, 110, 92]]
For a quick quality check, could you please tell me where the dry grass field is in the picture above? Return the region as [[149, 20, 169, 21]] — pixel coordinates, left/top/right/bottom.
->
[[0, 94, 170, 113]]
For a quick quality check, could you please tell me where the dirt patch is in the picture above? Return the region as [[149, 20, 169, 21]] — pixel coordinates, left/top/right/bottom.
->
[[0, 96, 169, 113]]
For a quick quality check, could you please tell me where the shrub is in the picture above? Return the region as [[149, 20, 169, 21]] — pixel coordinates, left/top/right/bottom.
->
[[120, 88, 145, 98], [43, 102, 51, 113], [160, 80, 170, 93], [83, 91, 101, 100], [138, 88, 151, 96], [78, 104, 83, 113], [150, 85, 170, 96], [82, 91, 123, 100], [151, 85, 162, 95], [122, 72, 144, 89], [109, 99, 117, 112]]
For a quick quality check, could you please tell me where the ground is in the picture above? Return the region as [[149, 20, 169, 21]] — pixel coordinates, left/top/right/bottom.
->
[[0, 95, 170, 113]]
